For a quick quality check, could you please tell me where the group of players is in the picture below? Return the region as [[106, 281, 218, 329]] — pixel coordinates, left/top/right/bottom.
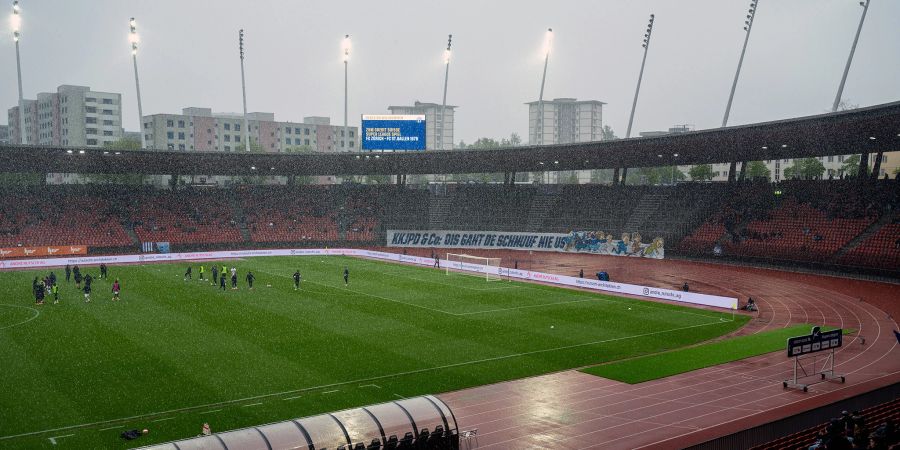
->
[[182, 263, 351, 291], [183, 264, 259, 291], [32, 263, 120, 305]]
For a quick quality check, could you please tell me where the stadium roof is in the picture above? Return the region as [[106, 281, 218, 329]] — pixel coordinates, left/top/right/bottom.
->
[[1, 101, 899, 177]]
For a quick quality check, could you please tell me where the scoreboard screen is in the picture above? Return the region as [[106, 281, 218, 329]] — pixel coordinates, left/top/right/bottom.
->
[[361, 115, 426, 151]]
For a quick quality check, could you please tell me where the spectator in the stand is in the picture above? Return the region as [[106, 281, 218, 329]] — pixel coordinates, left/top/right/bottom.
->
[[579, 269, 584, 278], [682, 282, 690, 292]]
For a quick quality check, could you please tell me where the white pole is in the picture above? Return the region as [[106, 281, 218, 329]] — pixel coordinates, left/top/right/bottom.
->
[[130, 18, 145, 149], [537, 28, 552, 146], [626, 14, 655, 139], [832, 0, 870, 112], [343, 35, 350, 152], [723, 0, 759, 127], [13, 1, 25, 144], [239, 30, 249, 151], [440, 35, 452, 150]]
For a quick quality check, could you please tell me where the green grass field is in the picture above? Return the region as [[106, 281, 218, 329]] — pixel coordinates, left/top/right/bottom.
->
[[581, 324, 819, 384], [0, 255, 747, 448]]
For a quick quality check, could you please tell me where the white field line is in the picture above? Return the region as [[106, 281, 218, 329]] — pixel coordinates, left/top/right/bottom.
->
[[353, 260, 729, 322], [97, 425, 122, 431], [241, 403, 263, 408], [0, 304, 41, 330], [322, 390, 340, 395], [199, 409, 223, 414], [282, 395, 303, 401], [150, 417, 175, 423], [0, 319, 724, 442]]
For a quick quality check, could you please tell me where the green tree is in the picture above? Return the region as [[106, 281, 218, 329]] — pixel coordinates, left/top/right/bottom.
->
[[745, 161, 771, 181], [601, 125, 618, 141], [501, 132, 522, 147], [589, 169, 614, 184], [688, 164, 714, 181], [840, 154, 860, 177], [284, 145, 315, 153], [235, 142, 264, 152], [783, 157, 825, 180], [457, 140, 467, 149], [470, 138, 501, 150], [103, 137, 142, 151]]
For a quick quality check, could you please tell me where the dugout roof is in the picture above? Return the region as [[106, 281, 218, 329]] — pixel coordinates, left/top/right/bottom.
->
[[1, 100, 899, 177]]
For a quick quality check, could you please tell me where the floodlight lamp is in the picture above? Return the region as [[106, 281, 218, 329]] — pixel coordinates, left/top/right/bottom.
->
[[443, 48, 451, 64]]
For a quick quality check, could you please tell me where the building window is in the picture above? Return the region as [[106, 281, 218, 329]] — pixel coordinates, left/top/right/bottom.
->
[[295, 138, 301, 145], [167, 120, 174, 127], [102, 98, 113, 104], [349, 131, 355, 137], [167, 144, 175, 150], [104, 120, 114, 126], [838, 155, 845, 162], [178, 120, 185, 128], [304, 139, 310, 145], [235, 124, 241, 132], [224, 123, 231, 131], [86, 97, 96, 103], [103, 130, 113, 136], [102, 109, 113, 115], [285, 138, 290, 144], [86, 117, 97, 124], [224, 145, 231, 151], [224, 135, 231, 142], [341, 130, 345, 137], [178, 132, 185, 140], [207, 140, 212, 145], [178, 143, 186, 150], [285, 127, 291, 134], [86, 128, 98, 135], [207, 128, 212, 134], [349, 141, 355, 148], [86, 106, 97, 113], [87, 139, 98, 145], [295, 128, 302, 134], [167, 131, 174, 139], [304, 128, 310, 135], [144, 122, 150, 129]]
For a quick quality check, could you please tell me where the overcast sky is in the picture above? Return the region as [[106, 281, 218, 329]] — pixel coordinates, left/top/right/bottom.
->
[[2, 0, 899, 144]]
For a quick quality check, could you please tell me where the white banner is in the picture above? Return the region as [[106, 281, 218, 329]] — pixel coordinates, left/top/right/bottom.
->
[[387, 230, 665, 259], [0, 248, 734, 310]]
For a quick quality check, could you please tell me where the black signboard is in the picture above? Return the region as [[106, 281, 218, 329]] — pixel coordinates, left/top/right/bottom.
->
[[787, 327, 843, 357]]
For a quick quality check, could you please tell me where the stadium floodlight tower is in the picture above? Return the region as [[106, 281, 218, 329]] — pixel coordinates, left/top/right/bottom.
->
[[342, 34, 351, 152], [536, 28, 552, 146], [832, 0, 871, 112], [625, 14, 655, 139], [239, 29, 250, 151], [439, 34, 452, 150], [129, 18, 145, 149], [11, 1, 25, 144], [722, 0, 759, 127]]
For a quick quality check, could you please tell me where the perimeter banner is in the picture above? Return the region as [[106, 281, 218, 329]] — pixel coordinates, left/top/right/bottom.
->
[[0, 245, 87, 258], [386, 230, 665, 259], [0, 247, 734, 309]]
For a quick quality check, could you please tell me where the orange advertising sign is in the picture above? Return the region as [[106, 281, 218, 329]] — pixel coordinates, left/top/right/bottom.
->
[[0, 246, 88, 258]]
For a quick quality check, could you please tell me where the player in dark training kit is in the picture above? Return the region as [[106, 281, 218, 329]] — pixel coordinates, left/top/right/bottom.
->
[[343, 267, 349, 286], [220, 273, 227, 291], [293, 270, 301, 290], [245, 271, 255, 290], [184, 266, 192, 281]]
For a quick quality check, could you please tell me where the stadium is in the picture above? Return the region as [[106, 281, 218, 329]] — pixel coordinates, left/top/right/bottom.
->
[[2, 2, 900, 450]]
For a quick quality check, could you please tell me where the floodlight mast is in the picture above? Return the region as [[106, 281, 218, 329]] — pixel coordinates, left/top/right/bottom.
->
[[832, 0, 871, 112], [537, 28, 552, 146], [12, 1, 25, 144], [626, 13, 655, 139], [130, 18, 145, 149], [439, 34, 452, 150], [239, 29, 249, 151], [343, 35, 350, 151], [722, 0, 759, 127]]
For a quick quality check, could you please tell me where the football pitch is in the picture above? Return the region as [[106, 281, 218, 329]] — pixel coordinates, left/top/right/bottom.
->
[[0, 255, 748, 448]]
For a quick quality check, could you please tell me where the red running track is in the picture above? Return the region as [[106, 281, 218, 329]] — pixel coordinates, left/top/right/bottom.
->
[[409, 251, 900, 450]]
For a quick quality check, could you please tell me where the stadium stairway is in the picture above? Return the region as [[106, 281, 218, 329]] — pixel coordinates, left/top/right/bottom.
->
[[623, 191, 670, 232], [828, 211, 893, 263], [228, 194, 252, 243], [428, 194, 451, 229], [525, 193, 559, 231], [124, 224, 141, 247]]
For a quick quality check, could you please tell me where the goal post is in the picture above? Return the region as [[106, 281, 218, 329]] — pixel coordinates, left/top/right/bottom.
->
[[446, 253, 503, 281]]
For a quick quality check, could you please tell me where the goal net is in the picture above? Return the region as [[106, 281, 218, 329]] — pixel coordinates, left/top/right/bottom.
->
[[446, 253, 503, 281]]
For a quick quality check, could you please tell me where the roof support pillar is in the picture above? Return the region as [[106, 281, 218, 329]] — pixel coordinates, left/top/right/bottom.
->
[[727, 161, 737, 183]]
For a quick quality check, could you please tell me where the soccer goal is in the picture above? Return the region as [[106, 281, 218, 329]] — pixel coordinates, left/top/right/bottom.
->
[[446, 253, 503, 281]]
